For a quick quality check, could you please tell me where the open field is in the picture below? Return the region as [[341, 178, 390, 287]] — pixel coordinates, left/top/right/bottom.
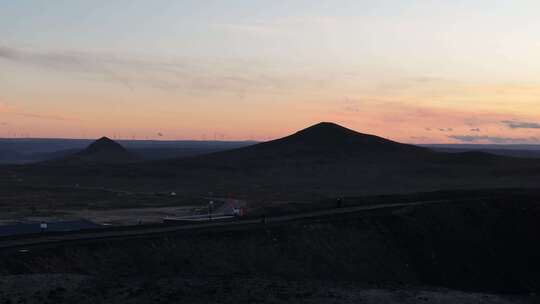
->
[[1, 195, 539, 302], [0, 185, 208, 225], [0, 206, 198, 226], [0, 274, 531, 304]]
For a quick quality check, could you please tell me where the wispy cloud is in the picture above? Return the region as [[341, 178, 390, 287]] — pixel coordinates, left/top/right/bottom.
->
[[0, 101, 79, 122], [342, 105, 360, 113], [501, 120, 540, 129], [214, 22, 287, 36], [11, 112, 80, 122], [449, 135, 539, 144], [0, 45, 329, 95]]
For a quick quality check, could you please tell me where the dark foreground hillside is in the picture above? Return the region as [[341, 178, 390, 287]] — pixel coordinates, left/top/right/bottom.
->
[[1, 196, 538, 303]]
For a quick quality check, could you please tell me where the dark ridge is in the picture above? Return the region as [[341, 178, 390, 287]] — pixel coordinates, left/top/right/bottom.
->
[[79, 137, 128, 155], [271, 122, 427, 151], [158, 122, 437, 174], [54, 137, 138, 164], [200, 122, 433, 161]]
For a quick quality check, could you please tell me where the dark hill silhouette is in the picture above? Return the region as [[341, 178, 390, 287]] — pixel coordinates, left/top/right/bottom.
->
[[55, 137, 138, 164], [172, 122, 434, 169], [10, 122, 540, 199], [245, 122, 432, 157], [141, 122, 540, 198], [84, 137, 127, 155]]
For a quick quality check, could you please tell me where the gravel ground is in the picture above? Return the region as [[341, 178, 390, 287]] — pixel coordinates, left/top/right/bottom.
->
[[0, 206, 197, 226], [0, 274, 534, 304]]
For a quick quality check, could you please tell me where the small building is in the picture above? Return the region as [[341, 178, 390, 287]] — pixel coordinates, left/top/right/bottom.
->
[[214, 199, 247, 217], [163, 198, 247, 223]]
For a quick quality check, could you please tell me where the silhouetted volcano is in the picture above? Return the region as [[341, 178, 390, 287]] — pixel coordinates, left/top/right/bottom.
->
[[250, 122, 431, 157], [12, 122, 540, 199], [83, 137, 127, 155], [144, 122, 539, 198], [188, 122, 432, 165], [281, 122, 393, 145], [59, 137, 137, 164]]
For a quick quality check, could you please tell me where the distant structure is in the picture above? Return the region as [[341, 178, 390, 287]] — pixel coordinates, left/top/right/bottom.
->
[[215, 199, 247, 217], [39, 221, 47, 233], [163, 198, 247, 223]]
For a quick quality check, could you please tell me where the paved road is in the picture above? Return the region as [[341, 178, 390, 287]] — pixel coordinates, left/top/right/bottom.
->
[[0, 198, 474, 251]]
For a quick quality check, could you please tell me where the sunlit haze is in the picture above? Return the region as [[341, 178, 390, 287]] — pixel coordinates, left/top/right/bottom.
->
[[2, 0, 540, 143]]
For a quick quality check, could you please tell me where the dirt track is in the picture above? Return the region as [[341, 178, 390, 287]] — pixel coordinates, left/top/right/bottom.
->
[[0, 198, 466, 251]]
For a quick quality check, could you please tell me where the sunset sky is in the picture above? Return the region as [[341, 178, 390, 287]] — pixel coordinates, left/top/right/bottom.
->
[[1, 0, 540, 143]]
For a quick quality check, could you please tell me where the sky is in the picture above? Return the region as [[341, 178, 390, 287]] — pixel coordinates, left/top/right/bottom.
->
[[1, 0, 540, 143]]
